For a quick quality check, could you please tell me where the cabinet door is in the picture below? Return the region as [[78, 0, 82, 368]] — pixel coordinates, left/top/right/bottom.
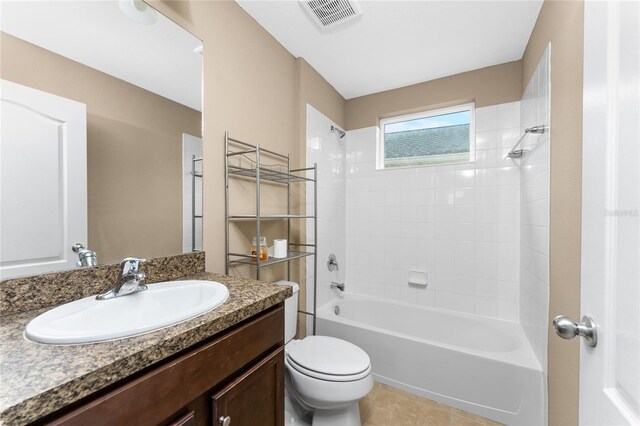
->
[[167, 410, 196, 426], [211, 348, 284, 426]]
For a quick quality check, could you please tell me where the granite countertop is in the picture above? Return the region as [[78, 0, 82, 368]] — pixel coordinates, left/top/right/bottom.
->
[[0, 272, 291, 425]]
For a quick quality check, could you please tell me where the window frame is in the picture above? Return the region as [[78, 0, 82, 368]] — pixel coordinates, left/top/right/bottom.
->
[[376, 102, 476, 170]]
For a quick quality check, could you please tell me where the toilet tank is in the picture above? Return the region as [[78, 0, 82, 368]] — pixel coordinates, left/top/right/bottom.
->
[[275, 280, 299, 343]]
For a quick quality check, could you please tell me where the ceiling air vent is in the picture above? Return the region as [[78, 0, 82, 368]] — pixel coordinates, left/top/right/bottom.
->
[[300, 0, 363, 29]]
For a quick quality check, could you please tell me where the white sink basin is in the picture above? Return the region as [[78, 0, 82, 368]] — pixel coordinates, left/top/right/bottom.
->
[[25, 280, 229, 345]]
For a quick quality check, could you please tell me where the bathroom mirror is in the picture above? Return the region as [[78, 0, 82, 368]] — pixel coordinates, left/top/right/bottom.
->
[[0, 1, 203, 279]]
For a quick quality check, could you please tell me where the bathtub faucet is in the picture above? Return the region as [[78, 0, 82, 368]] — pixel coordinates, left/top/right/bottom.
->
[[331, 281, 345, 292]]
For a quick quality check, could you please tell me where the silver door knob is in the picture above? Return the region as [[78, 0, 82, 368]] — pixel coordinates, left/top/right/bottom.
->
[[219, 416, 231, 426], [553, 315, 597, 347]]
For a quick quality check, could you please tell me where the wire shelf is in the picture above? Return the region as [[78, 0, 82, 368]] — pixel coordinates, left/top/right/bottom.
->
[[227, 164, 313, 183], [228, 251, 314, 267], [228, 214, 315, 220]]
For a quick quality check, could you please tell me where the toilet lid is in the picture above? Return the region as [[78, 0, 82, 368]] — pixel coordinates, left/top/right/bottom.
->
[[286, 336, 370, 377]]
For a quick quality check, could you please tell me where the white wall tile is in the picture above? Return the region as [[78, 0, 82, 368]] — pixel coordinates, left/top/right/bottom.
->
[[436, 170, 456, 188], [310, 101, 525, 324], [476, 224, 498, 242], [519, 45, 550, 371], [454, 293, 475, 313], [455, 188, 476, 205], [307, 105, 348, 312], [476, 130, 499, 150], [455, 169, 476, 187], [436, 291, 455, 309], [454, 223, 476, 241], [475, 298, 498, 317], [436, 189, 455, 205], [475, 105, 498, 132], [417, 288, 436, 306], [475, 278, 498, 298], [454, 205, 475, 223], [436, 205, 455, 223], [499, 128, 521, 149], [497, 102, 521, 128], [476, 168, 498, 187], [476, 204, 499, 224]]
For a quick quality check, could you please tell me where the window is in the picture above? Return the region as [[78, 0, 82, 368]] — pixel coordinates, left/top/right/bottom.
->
[[377, 103, 475, 169]]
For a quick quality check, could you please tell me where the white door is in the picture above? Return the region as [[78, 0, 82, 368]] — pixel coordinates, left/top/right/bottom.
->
[[579, 1, 640, 424], [0, 80, 87, 279]]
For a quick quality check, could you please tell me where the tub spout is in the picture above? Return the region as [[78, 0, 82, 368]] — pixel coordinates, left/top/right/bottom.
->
[[331, 282, 345, 291]]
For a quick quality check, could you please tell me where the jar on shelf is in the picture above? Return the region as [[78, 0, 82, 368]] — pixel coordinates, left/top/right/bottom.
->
[[251, 236, 268, 261]]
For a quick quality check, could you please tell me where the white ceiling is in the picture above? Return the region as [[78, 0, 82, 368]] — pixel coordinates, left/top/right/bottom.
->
[[1, 1, 203, 111], [236, 0, 543, 99]]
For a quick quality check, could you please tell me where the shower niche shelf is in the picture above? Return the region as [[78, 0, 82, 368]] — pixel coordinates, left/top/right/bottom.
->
[[224, 132, 318, 333]]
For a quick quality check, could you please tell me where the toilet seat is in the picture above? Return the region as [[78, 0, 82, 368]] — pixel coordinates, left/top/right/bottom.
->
[[286, 336, 371, 382], [286, 356, 372, 382]]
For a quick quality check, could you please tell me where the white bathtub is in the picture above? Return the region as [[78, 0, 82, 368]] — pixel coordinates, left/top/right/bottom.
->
[[316, 294, 546, 425]]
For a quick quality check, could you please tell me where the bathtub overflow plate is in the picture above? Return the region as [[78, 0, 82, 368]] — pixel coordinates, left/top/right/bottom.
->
[[334, 305, 340, 315]]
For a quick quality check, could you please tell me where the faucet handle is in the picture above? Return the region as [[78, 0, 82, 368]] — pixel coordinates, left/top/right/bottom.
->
[[119, 257, 146, 275], [327, 253, 339, 271]]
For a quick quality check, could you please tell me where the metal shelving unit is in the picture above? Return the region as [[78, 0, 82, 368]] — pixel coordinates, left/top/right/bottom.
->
[[224, 131, 319, 334], [191, 155, 203, 252]]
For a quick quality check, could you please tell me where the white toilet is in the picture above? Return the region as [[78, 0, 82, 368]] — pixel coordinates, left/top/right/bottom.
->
[[277, 281, 373, 426]]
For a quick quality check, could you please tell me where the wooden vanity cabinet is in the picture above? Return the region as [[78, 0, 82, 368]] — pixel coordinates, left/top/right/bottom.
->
[[45, 304, 285, 426], [211, 347, 284, 426]]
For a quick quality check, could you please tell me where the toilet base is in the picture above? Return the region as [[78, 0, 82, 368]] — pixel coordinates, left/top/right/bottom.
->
[[311, 403, 361, 426]]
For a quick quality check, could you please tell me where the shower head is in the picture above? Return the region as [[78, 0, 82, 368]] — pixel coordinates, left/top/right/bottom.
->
[[331, 125, 346, 139]]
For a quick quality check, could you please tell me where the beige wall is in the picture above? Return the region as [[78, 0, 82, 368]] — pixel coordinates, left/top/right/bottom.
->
[[344, 60, 522, 130], [152, 1, 345, 278], [297, 58, 345, 130], [522, 1, 584, 425], [0, 32, 202, 265]]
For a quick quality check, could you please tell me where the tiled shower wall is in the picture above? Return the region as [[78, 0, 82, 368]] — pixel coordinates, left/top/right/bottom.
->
[[307, 92, 550, 328], [306, 105, 346, 311], [345, 102, 522, 321], [519, 44, 551, 370]]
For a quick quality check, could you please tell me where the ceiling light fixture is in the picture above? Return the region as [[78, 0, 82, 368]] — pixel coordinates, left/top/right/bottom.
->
[[118, 0, 158, 25]]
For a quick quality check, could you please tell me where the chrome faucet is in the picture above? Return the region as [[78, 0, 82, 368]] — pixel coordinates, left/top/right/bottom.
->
[[72, 243, 98, 267], [330, 281, 345, 292], [96, 257, 147, 300]]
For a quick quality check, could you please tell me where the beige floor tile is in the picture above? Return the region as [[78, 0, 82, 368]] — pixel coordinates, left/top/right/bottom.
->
[[362, 381, 382, 406], [360, 382, 382, 424], [451, 408, 504, 426], [450, 413, 481, 426], [361, 382, 501, 426], [363, 383, 450, 425], [412, 401, 451, 425]]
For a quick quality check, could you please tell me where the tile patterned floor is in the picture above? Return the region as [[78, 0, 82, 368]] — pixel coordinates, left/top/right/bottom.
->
[[359, 382, 504, 426]]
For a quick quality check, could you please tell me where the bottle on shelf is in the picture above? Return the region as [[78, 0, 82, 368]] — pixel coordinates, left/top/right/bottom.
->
[[251, 236, 268, 261]]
